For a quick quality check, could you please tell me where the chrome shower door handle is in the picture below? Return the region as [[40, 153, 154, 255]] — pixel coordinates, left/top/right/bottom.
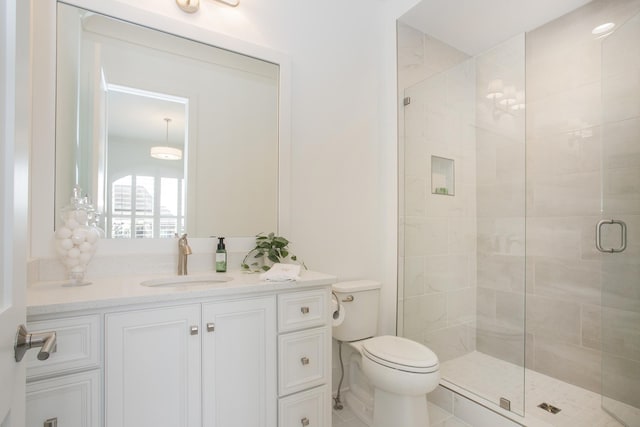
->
[[596, 219, 627, 253]]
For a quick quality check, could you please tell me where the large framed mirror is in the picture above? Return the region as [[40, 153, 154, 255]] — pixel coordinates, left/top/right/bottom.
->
[[55, 2, 279, 240]]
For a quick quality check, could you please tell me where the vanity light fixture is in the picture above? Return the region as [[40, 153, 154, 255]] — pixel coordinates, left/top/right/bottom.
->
[[151, 118, 183, 160]]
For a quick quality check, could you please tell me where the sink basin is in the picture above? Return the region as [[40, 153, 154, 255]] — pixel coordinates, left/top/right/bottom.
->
[[140, 275, 233, 288]]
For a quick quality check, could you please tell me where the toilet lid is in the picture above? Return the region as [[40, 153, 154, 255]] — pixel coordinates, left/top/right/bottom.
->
[[362, 335, 439, 373]]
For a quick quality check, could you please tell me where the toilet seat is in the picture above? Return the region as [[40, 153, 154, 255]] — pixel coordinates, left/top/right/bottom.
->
[[362, 335, 439, 374]]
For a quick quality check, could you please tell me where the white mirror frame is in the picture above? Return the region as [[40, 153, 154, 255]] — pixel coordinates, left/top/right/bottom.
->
[[31, 0, 291, 259]]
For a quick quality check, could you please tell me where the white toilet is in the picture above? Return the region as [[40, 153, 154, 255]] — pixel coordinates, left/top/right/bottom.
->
[[332, 280, 440, 427]]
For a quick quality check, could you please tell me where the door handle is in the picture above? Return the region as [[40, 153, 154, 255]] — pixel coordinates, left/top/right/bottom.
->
[[14, 324, 57, 362], [596, 219, 627, 253]]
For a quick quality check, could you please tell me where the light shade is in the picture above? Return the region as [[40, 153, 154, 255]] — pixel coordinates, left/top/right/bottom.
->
[[486, 79, 504, 99], [592, 22, 615, 35], [150, 146, 182, 160]]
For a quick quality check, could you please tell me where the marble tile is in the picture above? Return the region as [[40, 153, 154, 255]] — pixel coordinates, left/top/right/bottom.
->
[[601, 305, 640, 361], [447, 288, 476, 326], [581, 303, 602, 351], [404, 216, 449, 256], [533, 257, 601, 305], [527, 295, 581, 345], [602, 351, 640, 409], [424, 255, 470, 293], [447, 217, 476, 254], [602, 117, 640, 171], [477, 181, 526, 218], [404, 175, 426, 217], [525, 217, 583, 259], [429, 385, 454, 413], [477, 218, 525, 256], [477, 253, 525, 293], [403, 255, 425, 298], [424, 323, 475, 363], [403, 293, 447, 335], [533, 337, 602, 394]]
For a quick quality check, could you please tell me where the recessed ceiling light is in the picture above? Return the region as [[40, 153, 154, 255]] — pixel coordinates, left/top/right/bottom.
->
[[592, 22, 615, 35]]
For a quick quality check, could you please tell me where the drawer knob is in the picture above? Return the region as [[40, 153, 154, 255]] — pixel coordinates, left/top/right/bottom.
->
[[206, 322, 215, 332], [190, 325, 199, 335], [44, 418, 58, 427], [300, 356, 310, 365], [300, 306, 310, 314], [301, 417, 310, 426]]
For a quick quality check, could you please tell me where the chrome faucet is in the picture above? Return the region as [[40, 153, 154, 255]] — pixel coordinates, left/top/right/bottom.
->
[[178, 233, 192, 275]]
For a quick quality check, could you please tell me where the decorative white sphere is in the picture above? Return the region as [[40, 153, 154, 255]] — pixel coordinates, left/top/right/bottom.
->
[[66, 218, 80, 230], [60, 238, 74, 250], [72, 228, 87, 244], [55, 227, 72, 240]]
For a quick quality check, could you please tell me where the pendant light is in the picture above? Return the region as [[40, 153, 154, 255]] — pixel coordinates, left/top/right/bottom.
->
[[150, 117, 182, 160]]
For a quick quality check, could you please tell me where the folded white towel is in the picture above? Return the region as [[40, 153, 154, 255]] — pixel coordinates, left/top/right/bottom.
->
[[260, 263, 301, 282]]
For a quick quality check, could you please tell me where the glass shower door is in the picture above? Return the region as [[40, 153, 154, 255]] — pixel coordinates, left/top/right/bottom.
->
[[600, 10, 640, 427]]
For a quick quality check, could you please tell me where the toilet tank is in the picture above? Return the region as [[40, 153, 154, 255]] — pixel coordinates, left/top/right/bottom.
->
[[332, 280, 381, 342]]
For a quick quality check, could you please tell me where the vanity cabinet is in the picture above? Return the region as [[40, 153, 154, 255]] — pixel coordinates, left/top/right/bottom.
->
[[105, 296, 277, 427], [105, 304, 202, 427], [26, 274, 334, 427], [276, 289, 331, 427], [25, 315, 101, 427]]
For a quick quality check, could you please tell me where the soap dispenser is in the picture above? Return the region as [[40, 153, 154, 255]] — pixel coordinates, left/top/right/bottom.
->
[[216, 237, 227, 272]]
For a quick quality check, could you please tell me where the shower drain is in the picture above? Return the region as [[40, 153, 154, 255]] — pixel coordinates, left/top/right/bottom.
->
[[538, 402, 562, 414]]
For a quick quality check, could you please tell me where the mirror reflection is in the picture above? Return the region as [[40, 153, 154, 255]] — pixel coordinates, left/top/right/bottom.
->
[[55, 3, 279, 239]]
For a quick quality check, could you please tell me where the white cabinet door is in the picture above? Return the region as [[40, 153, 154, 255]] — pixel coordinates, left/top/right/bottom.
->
[[202, 297, 277, 427], [105, 304, 201, 427], [26, 370, 101, 427]]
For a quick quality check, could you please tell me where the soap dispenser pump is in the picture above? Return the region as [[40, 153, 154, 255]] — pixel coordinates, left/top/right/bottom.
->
[[216, 237, 227, 272]]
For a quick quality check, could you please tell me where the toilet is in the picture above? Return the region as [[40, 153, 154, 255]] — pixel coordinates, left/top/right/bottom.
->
[[332, 280, 440, 427]]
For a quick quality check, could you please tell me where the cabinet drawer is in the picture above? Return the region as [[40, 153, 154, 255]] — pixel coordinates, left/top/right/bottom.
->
[[26, 315, 100, 380], [278, 289, 327, 333], [278, 328, 328, 396], [278, 385, 329, 427], [26, 369, 101, 427]]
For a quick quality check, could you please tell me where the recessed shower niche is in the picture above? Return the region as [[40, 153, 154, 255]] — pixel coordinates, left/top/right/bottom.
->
[[430, 156, 454, 196]]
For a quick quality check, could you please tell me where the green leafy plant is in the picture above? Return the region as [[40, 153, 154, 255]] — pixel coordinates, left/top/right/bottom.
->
[[241, 232, 306, 272]]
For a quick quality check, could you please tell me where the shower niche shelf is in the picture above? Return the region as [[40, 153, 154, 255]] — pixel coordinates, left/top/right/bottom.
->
[[431, 156, 455, 196]]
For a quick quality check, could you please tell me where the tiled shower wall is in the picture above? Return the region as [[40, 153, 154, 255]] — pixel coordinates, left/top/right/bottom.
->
[[474, 35, 526, 368], [398, 22, 477, 362], [525, 0, 640, 397], [399, 0, 640, 405]]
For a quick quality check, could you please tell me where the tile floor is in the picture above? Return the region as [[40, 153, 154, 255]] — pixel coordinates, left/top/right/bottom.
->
[[331, 401, 471, 427]]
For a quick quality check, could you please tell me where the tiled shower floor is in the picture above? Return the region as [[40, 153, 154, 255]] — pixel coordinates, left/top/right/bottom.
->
[[440, 351, 640, 427]]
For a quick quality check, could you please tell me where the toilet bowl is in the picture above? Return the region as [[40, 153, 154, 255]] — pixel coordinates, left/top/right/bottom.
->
[[332, 281, 440, 427]]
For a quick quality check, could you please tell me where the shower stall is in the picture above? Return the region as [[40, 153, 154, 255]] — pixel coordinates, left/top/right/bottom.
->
[[398, 1, 640, 425]]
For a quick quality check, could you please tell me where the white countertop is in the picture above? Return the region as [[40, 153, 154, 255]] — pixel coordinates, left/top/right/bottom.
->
[[27, 269, 337, 316]]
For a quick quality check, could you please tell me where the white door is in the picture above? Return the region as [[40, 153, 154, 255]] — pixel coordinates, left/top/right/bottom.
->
[[0, 0, 30, 425]]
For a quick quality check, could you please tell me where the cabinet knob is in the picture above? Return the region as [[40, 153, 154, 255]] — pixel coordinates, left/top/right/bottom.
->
[[300, 356, 310, 365], [301, 417, 310, 426], [44, 418, 58, 427], [300, 306, 310, 314], [190, 325, 199, 335], [206, 322, 215, 332]]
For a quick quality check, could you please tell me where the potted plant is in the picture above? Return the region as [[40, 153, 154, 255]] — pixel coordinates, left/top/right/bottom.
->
[[241, 232, 306, 272]]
